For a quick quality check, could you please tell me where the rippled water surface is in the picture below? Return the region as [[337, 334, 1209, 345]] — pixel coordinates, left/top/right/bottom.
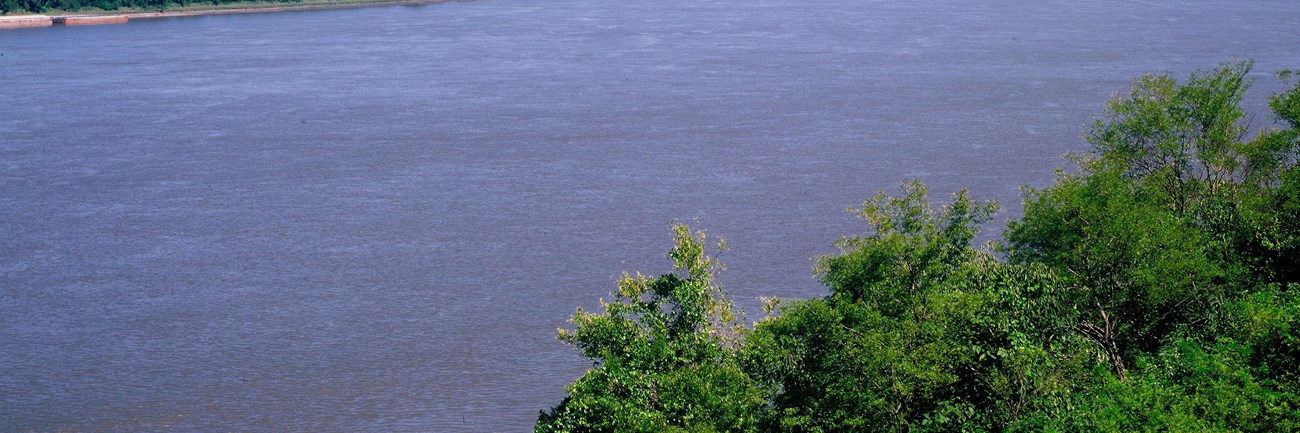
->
[[2, 0, 1299, 431]]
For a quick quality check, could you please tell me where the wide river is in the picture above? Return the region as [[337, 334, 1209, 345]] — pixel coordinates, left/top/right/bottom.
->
[[2, 0, 1298, 431]]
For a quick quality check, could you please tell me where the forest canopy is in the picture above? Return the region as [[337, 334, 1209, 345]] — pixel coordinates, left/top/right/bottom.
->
[[538, 60, 1300, 432]]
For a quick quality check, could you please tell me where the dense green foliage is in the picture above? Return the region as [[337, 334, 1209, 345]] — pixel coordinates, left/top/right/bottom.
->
[[537, 225, 765, 433], [539, 61, 1300, 432], [1, 0, 303, 15]]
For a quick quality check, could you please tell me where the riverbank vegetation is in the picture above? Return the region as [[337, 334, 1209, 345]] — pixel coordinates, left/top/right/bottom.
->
[[0, 0, 409, 17], [3, 0, 265, 14], [538, 60, 1300, 432]]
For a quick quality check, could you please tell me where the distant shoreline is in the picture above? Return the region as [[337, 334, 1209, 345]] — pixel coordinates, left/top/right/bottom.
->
[[0, 0, 447, 28], [106, 0, 447, 19]]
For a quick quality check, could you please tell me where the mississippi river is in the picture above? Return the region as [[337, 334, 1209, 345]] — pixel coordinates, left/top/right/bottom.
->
[[2, 0, 1298, 431]]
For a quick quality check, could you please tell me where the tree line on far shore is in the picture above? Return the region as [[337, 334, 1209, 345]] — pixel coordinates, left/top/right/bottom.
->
[[538, 60, 1300, 432], [2, 0, 302, 15]]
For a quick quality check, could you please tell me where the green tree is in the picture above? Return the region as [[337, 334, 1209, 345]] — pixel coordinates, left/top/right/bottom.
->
[[536, 224, 764, 433], [540, 60, 1300, 433], [1005, 61, 1300, 378], [742, 182, 1101, 432], [1003, 61, 1300, 431]]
